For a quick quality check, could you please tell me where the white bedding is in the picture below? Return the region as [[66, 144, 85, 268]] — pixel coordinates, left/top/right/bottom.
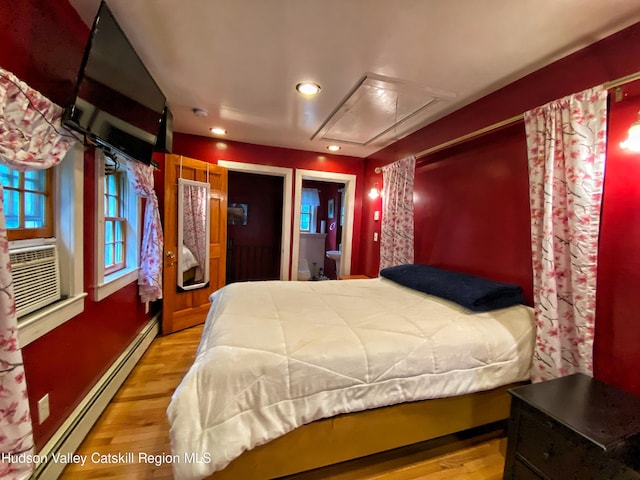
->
[[181, 244, 199, 272], [167, 278, 535, 480]]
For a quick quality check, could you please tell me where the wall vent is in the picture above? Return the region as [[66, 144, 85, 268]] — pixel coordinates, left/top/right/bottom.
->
[[10, 244, 61, 318]]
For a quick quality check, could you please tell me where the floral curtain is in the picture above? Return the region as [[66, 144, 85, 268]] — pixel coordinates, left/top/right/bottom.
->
[[125, 160, 164, 302], [524, 86, 608, 382], [181, 182, 207, 283], [0, 67, 76, 479], [380, 155, 416, 270]]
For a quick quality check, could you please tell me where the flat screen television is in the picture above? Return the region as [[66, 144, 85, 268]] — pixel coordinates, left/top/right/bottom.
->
[[63, 1, 166, 165]]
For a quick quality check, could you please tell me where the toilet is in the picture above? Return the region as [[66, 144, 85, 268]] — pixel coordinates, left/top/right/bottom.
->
[[298, 258, 311, 281]]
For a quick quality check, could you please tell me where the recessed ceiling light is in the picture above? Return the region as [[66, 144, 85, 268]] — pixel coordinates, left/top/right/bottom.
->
[[327, 145, 341, 152], [296, 82, 321, 96], [210, 127, 227, 135]]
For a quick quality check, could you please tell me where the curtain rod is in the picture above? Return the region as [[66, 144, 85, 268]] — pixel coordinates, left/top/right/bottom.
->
[[373, 70, 640, 172]]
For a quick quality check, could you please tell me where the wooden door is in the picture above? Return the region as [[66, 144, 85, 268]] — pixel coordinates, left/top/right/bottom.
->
[[162, 154, 227, 334]]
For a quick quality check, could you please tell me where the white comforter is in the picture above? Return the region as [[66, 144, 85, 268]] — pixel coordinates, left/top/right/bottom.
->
[[167, 278, 535, 479]]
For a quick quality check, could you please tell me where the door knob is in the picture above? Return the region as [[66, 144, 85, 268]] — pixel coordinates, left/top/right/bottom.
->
[[166, 251, 176, 259]]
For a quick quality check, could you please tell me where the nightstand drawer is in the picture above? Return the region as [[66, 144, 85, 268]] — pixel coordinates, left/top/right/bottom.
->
[[504, 375, 640, 480], [512, 459, 542, 479], [516, 407, 589, 478]]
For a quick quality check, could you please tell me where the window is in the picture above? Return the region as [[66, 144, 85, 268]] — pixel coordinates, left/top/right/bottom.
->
[[0, 165, 52, 240], [300, 188, 320, 233], [94, 150, 141, 301], [300, 204, 312, 232], [11, 143, 86, 347], [103, 172, 126, 275]]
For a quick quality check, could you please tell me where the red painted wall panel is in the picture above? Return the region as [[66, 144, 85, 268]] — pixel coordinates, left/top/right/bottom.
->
[[5, 1, 640, 453], [1, 0, 152, 450], [594, 79, 640, 396], [22, 284, 148, 450], [21, 146, 151, 451], [174, 133, 364, 175], [363, 22, 640, 394], [0, 0, 90, 106], [412, 124, 533, 304], [173, 133, 366, 274]]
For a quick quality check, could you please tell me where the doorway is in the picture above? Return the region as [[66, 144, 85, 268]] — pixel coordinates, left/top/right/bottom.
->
[[227, 171, 283, 283], [299, 179, 345, 279], [292, 169, 357, 281], [218, 160, 292, 280]]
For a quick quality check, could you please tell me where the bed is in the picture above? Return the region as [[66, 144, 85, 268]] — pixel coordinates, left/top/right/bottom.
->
[[167, 268, 535, 480], [181, 244, 202, 284]]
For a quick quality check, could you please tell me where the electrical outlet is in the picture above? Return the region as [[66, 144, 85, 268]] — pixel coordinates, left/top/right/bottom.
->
[[145, 301, 150, 314], [373, 232, 378, 242], [38, 394, 50, 424]]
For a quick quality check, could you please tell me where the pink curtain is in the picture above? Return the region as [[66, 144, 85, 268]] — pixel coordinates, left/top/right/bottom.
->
[[182, 183, 208, 282], [524, 86, 608, 382], [380, 155, 416, 270], [126, 160, 164, 302], [0, 67, 76, 479]]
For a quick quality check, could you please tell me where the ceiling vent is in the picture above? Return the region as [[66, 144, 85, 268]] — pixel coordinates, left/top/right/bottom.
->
[[312, 73, 456, 148]]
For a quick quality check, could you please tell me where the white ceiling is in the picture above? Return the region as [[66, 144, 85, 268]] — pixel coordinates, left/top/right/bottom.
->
[[68, 0, 640, 158]]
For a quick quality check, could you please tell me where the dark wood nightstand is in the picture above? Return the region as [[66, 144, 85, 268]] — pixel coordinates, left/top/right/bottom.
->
[[503, 373, 640, 479]]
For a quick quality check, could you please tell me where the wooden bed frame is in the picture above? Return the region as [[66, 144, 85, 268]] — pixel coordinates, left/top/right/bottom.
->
[[208, 382, 522, 479]]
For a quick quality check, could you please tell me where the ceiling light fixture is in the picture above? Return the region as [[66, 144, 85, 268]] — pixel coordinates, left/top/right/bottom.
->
[[327, 145, 341, 152], [192, 107, 208, 118], [210, 127, 227, 135], [296, 82, 321, 96]]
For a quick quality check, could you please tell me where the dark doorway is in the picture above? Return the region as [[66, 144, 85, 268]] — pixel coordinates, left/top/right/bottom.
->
[[226, 171, 284, 283]]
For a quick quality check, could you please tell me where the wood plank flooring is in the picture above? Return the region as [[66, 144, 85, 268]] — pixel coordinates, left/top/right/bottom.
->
[[59, 324, 508, 480]]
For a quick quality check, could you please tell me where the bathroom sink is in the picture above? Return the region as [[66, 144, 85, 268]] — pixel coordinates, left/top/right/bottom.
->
[[326, 250, 341, 261], [326, 250, 341, 277]]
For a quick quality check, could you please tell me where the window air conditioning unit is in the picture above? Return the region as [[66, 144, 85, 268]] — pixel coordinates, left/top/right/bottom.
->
[[9, 243, 61, 318]]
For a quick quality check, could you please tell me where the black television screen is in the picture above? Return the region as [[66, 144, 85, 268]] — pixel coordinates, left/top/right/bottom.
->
[[63, 1, 166, 165]]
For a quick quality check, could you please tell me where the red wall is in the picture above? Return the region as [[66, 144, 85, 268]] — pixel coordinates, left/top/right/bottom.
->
[[0, 0, 89, 107], [594, 79, 640, 395], [364, 22, 640, 395], [412, 123, 533, 304], [1, 0, 153, 450], [5, 4, 640, 456], [173, 133, 366, 274]]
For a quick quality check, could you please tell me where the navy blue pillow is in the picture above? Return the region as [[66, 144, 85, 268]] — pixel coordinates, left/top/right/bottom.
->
[[380, 264, 525, 312]]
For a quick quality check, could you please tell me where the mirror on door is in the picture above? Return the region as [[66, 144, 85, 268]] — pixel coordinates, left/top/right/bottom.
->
[[177, 178, 210, 290]]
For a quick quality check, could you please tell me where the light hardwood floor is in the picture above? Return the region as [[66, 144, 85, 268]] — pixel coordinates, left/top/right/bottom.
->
[[60, 324, 508, 480]]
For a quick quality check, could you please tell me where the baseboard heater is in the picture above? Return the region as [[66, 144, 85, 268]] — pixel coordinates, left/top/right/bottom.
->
[[32, 314, 160, 479]]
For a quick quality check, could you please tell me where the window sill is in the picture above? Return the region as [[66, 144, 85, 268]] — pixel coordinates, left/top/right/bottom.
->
[[18, 293, 87, 347], [94, 268, 139, 302]]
